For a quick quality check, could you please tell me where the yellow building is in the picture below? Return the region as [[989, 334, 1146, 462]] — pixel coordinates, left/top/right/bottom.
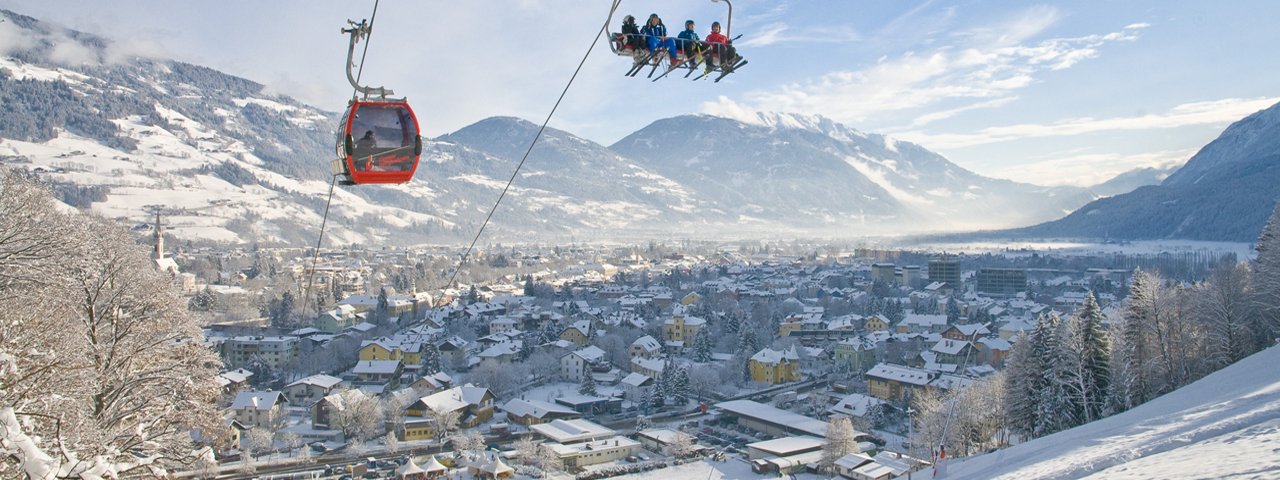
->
[[748, 347, 801, 384], [863, 315, 889, 332], [680, 292, 702, 305], [778, 316, 804, 337], [358, 340, 424, 366], [402, 385, 497, 441], [559, 320, 592, 346], [662, 314, 706, 343]]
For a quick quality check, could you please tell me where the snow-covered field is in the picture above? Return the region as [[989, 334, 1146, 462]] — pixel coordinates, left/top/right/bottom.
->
[[947, 344, 1280, 479]]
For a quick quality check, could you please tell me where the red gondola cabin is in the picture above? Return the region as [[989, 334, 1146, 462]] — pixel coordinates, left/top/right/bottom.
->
[[336, 100, 422, 185]]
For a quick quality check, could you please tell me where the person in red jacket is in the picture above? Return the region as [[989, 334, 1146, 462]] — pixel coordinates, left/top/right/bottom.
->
[[704, 21, 738, 72]]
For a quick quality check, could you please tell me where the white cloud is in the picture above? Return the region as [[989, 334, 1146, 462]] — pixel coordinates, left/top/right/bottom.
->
[[909, 97, 1019, 127], [47, 31, 99, 66], [994, 148, 1192, 187], [699, 8, 1143, 127], [103, 37, 170, 65], [738, 22, 861, 47], [897, 96, 1280, 149], [0, 17, 37, 55]]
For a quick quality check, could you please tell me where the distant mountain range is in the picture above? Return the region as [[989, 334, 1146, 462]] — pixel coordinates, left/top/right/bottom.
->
[[1005, 100, 1280, 242], [0, 9, 1196, 246]]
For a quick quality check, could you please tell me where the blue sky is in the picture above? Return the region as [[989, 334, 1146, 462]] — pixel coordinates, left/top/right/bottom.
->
[[3, 0, 1278, 186]]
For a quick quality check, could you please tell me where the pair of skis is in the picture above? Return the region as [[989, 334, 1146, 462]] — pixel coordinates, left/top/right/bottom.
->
[[693, 56, 747, 83], [625, 49, 668, 78], [627, 51, 747, 83]]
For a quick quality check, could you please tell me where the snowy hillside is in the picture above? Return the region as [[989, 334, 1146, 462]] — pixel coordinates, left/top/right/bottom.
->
[[1010, 100, 1280, 241], [948, 344, 1280, 479]]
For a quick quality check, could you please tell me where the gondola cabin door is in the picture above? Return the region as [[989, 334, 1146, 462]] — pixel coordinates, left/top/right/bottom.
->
[[337, 100, 422, 185]]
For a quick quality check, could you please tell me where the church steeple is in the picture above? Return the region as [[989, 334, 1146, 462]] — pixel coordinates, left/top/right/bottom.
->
[[153, 210, 164, 261]]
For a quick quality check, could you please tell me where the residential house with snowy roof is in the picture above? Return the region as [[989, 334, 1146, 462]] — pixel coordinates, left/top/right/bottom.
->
[[620, 372, 654, 402], [866, 363, 935, 402], [559, 320, 593, 346], [977, 336, 1013, 368], [930, 339, 976, 365], [748, 347, 801, 384], [629, 335, 662, 359], [230, 391, 288, 429], [897, 314, 948, 334], [828, 393, 887, 421], [863, 314, 890, 332], [833, 337, 878, 374], [352, 360, 404, 389], [560, 345, 609, 382], [402, 384, 496, 440], [478, 340, 522, 367], [630, 356, 665, 379], [501, 398, 581, 425], [215, 368, 254, 397], [942, 323, 991, 341], [283, 374, 343, 407], [662, 313, 705, 343]]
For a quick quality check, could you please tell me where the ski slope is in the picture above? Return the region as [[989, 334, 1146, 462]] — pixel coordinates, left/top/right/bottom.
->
[[948, 344, 1280, 479]]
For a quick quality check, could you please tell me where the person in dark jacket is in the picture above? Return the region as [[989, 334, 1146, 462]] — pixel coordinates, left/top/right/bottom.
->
[[676, 19, 701, 57], [641, 13, 678, 64], [620, 15, 643, 50]]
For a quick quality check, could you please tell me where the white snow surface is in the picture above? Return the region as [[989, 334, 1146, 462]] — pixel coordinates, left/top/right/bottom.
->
[[948, 344, 1280, 479]]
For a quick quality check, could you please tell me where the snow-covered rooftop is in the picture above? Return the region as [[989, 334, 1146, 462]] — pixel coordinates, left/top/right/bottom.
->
[[529, 419, 616, 444]]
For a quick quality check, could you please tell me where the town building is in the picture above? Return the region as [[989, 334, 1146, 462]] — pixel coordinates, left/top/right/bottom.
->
[[976, 268, 1027, 297], [748, 347, 801, 384], [866, 363, 935, 402]]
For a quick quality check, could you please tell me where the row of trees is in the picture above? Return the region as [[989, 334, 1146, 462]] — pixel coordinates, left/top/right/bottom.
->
[[910, 204, 1280, 459]]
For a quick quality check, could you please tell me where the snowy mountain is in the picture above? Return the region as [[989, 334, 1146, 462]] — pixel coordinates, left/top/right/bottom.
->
[[1089, 165, 1176, 199], [1010, 101, 1280, 242], [948, 344, 1280, 479], [0, 9, 1166, 245], [610, 114, 1106, 234]]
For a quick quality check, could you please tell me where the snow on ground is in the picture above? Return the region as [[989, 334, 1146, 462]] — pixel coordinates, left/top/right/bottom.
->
[[843, 154, 933, 208], [0, 56, 92, 84], [947, 344, 1280, 479], [609, 458, 756, 480]]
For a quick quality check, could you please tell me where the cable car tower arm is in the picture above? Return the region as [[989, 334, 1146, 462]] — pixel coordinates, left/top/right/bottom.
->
[[341, 19, 401, 101]]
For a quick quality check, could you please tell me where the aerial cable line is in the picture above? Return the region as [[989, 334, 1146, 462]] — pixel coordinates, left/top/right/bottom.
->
[[441, 0, 624, 292], [302, 0, 381, 318]]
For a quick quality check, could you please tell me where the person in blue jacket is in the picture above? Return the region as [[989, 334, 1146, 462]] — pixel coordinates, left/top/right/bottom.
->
[[641, 13, 678, 64], [676, 19, 702, 59]]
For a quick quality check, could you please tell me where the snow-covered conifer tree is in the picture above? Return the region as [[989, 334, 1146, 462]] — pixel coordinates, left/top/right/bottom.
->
[[1071, 292, 1111, 423], [673, 366, 690, 405], [1029, 313, 1078, 436], [422, 341, 442, 375], [693, 329, 714, 362], [1251, 203, 1280, 349], [579, 370, 598, 396], [1002, 331, 1041, 439]]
